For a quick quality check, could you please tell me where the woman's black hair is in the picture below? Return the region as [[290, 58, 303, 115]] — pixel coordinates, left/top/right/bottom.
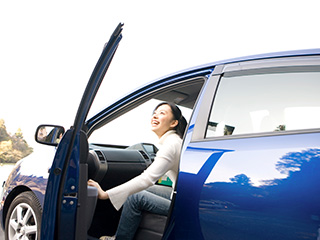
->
[[154, 102, 188, 139]]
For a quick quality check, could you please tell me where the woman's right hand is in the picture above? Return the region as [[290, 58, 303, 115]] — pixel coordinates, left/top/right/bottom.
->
[[88, 179, 109, 200]]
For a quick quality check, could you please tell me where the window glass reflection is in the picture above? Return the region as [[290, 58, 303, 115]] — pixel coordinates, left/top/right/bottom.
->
[[206, 71, 320, 137]]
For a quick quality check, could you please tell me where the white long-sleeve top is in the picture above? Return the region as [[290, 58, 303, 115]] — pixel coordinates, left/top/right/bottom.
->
[[107, 130, 182, 211]]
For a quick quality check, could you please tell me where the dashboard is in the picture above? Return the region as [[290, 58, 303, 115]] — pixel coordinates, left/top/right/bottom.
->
[[87, 143, 158, 182]]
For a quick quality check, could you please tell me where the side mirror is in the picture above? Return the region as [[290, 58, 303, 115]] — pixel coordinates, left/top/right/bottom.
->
[[35, 125, 65, 146]]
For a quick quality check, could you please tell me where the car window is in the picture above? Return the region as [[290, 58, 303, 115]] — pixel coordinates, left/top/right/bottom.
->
[[89, 80, 204, 146], [206, 70, 320, 137], [89, 99, 191, 146]]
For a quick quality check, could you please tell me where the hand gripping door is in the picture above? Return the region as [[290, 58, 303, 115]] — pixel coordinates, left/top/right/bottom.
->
[[40, 23, 123, 240]]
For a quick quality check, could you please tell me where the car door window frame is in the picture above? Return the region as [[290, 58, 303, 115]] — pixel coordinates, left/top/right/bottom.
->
[[191, 56, 320, 142], [86, 76, 208, 139]]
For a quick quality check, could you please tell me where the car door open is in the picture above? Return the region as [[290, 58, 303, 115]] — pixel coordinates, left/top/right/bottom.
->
[[40, 23, 123, 240]]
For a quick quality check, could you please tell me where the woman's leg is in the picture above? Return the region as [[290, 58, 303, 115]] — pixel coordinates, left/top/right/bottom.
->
[[115, 186, 171, 240], [146, 184, 172, 199]]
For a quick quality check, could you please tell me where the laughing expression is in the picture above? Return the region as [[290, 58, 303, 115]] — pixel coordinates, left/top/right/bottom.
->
[[151, 104, 178, 138]]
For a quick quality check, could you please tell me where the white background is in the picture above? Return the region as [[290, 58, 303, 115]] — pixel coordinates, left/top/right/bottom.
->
[[1, 0, 319, 150]]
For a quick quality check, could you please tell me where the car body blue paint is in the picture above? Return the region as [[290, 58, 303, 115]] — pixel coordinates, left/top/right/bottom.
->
[[168, 133, 320, 239], [0, 148, 52, 232], [40, 129, 76, 239]]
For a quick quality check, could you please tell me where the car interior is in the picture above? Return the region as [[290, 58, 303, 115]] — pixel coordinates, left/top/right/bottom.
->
[[84, 78, 205, 239]]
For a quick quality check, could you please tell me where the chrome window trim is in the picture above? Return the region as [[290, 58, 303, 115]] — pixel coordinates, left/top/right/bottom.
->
[[222, 56, 320, 76], [195, 128, 320, 143]]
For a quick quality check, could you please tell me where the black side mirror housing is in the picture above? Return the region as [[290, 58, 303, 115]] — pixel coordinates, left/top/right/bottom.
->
[[35, 125, 65, 146]]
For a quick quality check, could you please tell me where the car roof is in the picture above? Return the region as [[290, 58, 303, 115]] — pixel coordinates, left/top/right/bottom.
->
[[208, 48, 320, 65], [161, 48, 320, 80]]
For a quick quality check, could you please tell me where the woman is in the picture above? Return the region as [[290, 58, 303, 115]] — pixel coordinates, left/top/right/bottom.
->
[[88, 102, 187, 240]]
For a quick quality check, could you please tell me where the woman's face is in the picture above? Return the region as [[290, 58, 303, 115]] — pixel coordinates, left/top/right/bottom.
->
[[151, 104, 178, 138]]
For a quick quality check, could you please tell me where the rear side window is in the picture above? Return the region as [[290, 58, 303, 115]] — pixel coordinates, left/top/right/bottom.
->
[[206, 70, 320, 137]]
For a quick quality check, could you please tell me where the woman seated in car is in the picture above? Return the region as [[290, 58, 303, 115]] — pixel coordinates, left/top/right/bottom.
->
[[88, 102, 187, 240]]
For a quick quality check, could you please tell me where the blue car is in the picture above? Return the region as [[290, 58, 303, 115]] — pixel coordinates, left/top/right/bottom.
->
[[1, 23, 320, 240]]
